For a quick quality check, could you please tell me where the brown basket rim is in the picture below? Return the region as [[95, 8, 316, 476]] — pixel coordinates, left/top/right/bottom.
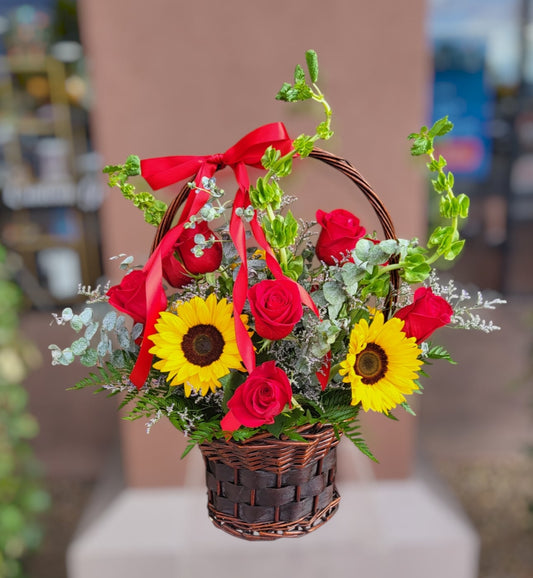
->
[[199, 423, 341, 473]]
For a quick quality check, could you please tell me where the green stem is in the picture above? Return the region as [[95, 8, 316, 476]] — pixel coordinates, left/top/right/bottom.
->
[[378, 262, 404, 274]]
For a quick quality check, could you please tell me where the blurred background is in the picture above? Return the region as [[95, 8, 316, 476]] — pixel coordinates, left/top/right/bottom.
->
[[0, 0, 532, 577]]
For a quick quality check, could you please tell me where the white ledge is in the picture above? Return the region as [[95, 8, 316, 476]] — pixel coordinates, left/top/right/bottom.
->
[[67, 456, 479, 578]]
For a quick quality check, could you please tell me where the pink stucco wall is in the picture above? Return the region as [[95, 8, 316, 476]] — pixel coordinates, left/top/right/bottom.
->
[[79, 0, 429, 485]]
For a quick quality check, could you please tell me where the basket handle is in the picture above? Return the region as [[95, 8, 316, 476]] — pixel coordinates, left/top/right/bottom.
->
[[150, 146, 400, 298]]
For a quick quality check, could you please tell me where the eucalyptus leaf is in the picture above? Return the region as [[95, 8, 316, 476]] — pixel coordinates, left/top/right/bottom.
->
[[322, 280, 345, 305], [102, 311, 117, 331], [120, 255, 134, 268], [79, 308, 93, 325], [84, 321, 99, 341], [340, 263, 361, 295], [310, 289, 327, 309], [71, 338, 89, 356], [61, 308, 73, 322], [111, 349, 127, 368], [327, 301, 343, 321], [97, 336, 111, 357], [59, 349, 75, 366], [117, 327, 131, 349], [377, 239, 399, 255], [368, 244, 391, 266], [69, 316, 84, 332], [80, 349, 98, 367], [354, 238, 373, 261]]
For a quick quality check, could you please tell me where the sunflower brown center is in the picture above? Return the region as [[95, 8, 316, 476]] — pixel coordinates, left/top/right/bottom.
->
[[355, 342, 388, 384], [181, 324, 225, 367]]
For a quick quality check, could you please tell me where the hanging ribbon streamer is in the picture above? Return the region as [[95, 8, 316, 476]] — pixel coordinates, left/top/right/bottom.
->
[[129, 122, 298, 388]]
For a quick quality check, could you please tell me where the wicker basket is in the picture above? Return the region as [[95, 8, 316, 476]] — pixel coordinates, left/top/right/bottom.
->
[[199, 424, 341, 540], [151, 146, 398, 539]]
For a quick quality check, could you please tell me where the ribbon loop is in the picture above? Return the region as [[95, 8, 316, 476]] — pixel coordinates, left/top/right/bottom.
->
[[140, 122, 292, 192]]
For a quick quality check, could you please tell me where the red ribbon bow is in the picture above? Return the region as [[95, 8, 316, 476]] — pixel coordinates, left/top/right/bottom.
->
[[129, 122, 308, 388]]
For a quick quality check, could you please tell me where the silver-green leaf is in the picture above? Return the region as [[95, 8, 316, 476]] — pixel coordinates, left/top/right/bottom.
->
[[102, 311, 117, 331], [323, 280, 345, 306], [71, 337, 89, 356]]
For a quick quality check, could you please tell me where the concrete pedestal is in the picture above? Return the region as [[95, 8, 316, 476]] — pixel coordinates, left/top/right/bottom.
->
[[67, 447, 479, 578]]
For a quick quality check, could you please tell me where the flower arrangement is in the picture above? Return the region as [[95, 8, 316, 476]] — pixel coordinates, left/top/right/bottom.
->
[[50, 51, 503, 462]]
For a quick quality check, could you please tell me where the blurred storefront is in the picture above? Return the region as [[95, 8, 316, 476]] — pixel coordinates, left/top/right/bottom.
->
[[429, 0, 533, 294], [0, 1, 102, 309]]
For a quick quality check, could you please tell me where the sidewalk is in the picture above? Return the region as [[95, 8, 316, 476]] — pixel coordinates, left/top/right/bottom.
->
[[418, 294, 533, 578]]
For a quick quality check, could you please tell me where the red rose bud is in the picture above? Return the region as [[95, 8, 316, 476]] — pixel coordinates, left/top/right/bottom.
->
[[107, 269, 167, 326], [394, 287, 453, 343], [161, 221, 223, 288], [248, 278, 303, 340], [315, 208, 366, 266], [220, 361, 293, 431], [162, 252, 193, 288], [177, 221, 222, 275]]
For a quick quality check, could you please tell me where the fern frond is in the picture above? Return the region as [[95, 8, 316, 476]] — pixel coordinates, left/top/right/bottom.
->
[[67, 362, 126, 392], [339, 419, 378, 463], [321, 386, 352, 409], [181, 420, 221, 457]]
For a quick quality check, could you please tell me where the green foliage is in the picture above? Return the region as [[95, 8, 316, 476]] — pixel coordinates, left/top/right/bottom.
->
[[283, 254, 304, 281], [180, 420, 222, 458], [305, 49, 319, 83], [49, 306, 140, 370], [408, 116, 468, 264], [401, 250, 432, 283], [249, 177, 283, 210], [292, 134, 315, 158], [0, 246, 49, 578], [318, 388, 377, 461], [424, 344, 456, 364], [263, 211, 298, 249], [260, 146, 293, 177], [275, 48, 333, 148], [68, 361, 132, 393], [103, 155, 167, 226], [276, 50, 321, 104]]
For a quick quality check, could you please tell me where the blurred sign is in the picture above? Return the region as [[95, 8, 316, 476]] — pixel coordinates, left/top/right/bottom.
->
[[432, 40, 494, 180]]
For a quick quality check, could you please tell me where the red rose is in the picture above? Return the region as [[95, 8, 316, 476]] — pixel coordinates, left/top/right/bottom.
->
[[220, 361, 292, 431], [315, 209, 366, 266], [248, 278, 303, 340], [162, 252, 193, 288], [394, 287, 453, 343], [162, 222, 222, 288], [177, 221, 222, 274], [107, 270, 167, 325]]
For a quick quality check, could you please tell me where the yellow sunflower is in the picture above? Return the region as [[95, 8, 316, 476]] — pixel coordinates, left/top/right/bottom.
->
[[148, 293, 245, 396], [339, 311, 423, 414]]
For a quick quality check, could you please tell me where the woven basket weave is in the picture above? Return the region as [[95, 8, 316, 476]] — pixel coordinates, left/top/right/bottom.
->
[[151, 146, 398, 539], [199, 424, 341, 540]]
